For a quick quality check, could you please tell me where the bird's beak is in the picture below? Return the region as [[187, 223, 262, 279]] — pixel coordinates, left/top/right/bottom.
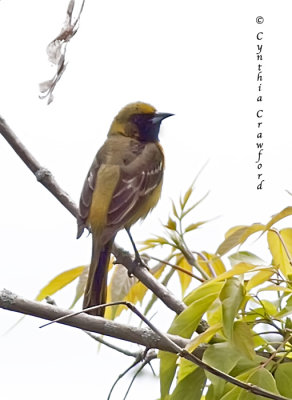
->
[[151, 112, 174, 124]]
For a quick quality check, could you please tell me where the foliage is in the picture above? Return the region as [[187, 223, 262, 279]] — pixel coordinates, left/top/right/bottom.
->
[[35, 181, 292, 400]]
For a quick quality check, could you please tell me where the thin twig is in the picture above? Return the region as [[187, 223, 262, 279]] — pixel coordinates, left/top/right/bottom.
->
[[144, 268, 175, 317], [85, 332, 142, 358], [0, 290, 289, 400], [70, 301, 291, 400], [39, 301, 134, 328], [261, 333, 292, 369], [179, 244, 210, 280], [107, 355, 144, 400], [97, 300, 291, 400], [149, 255, 204, 282], [192, 251, 216, 278], [47, 298, 143, 358], [122, 352, 156, 400]]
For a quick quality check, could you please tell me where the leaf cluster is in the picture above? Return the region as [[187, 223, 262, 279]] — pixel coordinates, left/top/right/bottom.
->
[[35, 183, 292, 399]]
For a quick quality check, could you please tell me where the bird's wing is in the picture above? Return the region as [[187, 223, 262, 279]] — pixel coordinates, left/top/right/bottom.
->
[[77, 140, 164, 239], [106, 142, 164, 229], [77, 154, 100, 238]]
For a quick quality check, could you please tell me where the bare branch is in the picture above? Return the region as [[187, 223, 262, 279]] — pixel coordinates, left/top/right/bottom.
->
[[107, 351, 156, 400], [0, 290, 288, 400], [0, 115, 189, 321], [149, 255, 205, 282], [0, 289, 188, 351], [121, 352, 157, 400], [85, 331, 143, 358], [0, 116, 78, 218], [105, 300, 290, 400], [107, 358, 141, 400], [112, 245, 186, 315]]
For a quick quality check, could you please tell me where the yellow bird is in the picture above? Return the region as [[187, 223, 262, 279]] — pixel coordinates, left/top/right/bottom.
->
[[77, 102, 173, 316]]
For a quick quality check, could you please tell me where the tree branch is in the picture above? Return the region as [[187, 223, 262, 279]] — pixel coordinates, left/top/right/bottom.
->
[[0, 289, 288, 400], [0, 116, 78, 218], [0, 289, 188, 352], [0, 115, 188, 319], [112, 245, 186, 316], [85, 331, 143, 358]]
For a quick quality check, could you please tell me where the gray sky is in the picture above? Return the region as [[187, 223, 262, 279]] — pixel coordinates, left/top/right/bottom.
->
[[1, 1, 292, 399]]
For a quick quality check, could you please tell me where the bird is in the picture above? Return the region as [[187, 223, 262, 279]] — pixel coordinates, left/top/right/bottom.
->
[[77, 102, 173, 316]]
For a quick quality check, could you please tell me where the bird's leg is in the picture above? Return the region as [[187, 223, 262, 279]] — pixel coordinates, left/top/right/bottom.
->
[[125, 228, 148, 274]]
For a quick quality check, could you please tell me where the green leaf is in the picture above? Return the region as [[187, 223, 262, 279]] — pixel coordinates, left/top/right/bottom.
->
[[276, 294, 292, 317], [207, 262, 257, 284], [186, 323, 223, 352], [36, 266, 85, 301], [181, 185, 193, 209], [257, 285, 292, 294], [238, 368, 279, 399], [229, 251, 265, 267], [168, 292, 219, 338], [221, 386, 243, 400], [172, 200, 179, 219], [220, 368, 257, 400], [259, 300, 278, 316], [275, 363, 292, 397], [206, 384, 217, 400], [217, 224, 265, 256], [249, 299, 278, 318], [220, 277, 244, 339], [232, 321, 255, 360], [165, 217, 177, 231], [207, 298, 222, 326], [176, 256, 192, 295], [221, 365, 280, 400], [185, 220, 207, 233], [141, 236, 169, 250], [176, 358, 197, 382], [170, 363, 206, 400], [286, 317, 292, 330], [265, 206, 292, 231], [203, 343, 242, 400], [246, 269, 274, 291], [184, 281, 224, 306], [169, 232, 180, 247], [230, 355, 265, 377], [197, 252, 226, 277], [181, 192, 209, 219], [159, 351, 178, 399], [268, 229, 292, 278]]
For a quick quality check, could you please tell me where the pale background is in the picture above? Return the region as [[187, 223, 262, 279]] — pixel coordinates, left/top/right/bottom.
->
[[1, 1, 292, 399]]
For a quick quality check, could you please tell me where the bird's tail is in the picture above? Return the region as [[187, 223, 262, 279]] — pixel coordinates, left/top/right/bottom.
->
[[83, 236, 114, 317]]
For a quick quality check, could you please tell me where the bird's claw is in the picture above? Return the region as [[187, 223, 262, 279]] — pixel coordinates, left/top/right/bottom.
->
[[127, 255, 149, 277]]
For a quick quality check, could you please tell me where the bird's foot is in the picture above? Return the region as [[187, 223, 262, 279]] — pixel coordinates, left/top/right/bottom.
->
[[127, 254, 149, 277]]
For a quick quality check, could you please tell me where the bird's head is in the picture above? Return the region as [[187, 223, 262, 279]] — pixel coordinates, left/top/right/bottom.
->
[[108, 102, 173, 142]]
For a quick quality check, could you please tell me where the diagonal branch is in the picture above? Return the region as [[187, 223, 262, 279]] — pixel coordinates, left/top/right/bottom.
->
[[112, 245, 186, 316], [0, 290, 289, 400], [0, 115, 188, 318], [0, 116, 78, 218], [119, 300, 289, 400]]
